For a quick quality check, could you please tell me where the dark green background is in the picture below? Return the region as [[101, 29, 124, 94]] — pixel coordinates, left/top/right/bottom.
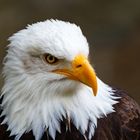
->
[[0, 0, 140, 103]]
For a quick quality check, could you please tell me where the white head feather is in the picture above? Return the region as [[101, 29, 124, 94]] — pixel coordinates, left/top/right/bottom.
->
[[1, 19, 118, 140]]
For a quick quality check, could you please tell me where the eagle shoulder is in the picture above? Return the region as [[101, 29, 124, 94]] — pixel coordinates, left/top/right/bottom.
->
[[115, 89, 140, 139], [93, 89, 140, 140]]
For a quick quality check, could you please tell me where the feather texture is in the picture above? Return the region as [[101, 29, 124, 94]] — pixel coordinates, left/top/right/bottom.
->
[[0, 19, 139, 140]]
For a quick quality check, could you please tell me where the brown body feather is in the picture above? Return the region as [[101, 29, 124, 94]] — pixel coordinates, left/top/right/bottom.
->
[[0, 89, 140, 140]]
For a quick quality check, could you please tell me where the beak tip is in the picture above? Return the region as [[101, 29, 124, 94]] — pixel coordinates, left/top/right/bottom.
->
[[93, 92, 97, 96], [92, 86, 98, 96]]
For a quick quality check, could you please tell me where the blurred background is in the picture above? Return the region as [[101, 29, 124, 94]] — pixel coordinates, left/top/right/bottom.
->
[[0, 0, 140, 103]]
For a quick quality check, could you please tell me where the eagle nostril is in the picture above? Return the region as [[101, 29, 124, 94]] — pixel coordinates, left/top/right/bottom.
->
[[76, 64, 82, 68]]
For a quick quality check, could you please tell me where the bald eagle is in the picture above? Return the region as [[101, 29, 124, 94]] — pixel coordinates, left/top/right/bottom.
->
[[0, 20, 140, 140]]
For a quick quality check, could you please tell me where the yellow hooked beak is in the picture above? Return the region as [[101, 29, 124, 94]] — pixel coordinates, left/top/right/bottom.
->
[[53, 54, 98, 96]]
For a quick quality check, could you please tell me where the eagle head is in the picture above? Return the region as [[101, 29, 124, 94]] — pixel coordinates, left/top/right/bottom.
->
[[1, 19, 116, 140]]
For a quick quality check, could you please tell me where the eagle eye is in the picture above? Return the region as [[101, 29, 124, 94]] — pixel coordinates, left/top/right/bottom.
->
[[43, 54, 58, 64]]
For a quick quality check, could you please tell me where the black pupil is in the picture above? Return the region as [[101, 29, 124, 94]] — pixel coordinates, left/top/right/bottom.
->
[[49, 55, 54, 61]]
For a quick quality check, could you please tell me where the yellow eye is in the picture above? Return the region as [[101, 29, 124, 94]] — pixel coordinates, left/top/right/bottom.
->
[[43, 54, 58, 64]]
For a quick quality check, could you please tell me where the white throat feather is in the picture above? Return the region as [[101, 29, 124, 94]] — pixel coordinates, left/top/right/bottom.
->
[[1, 75, 118, 140]]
